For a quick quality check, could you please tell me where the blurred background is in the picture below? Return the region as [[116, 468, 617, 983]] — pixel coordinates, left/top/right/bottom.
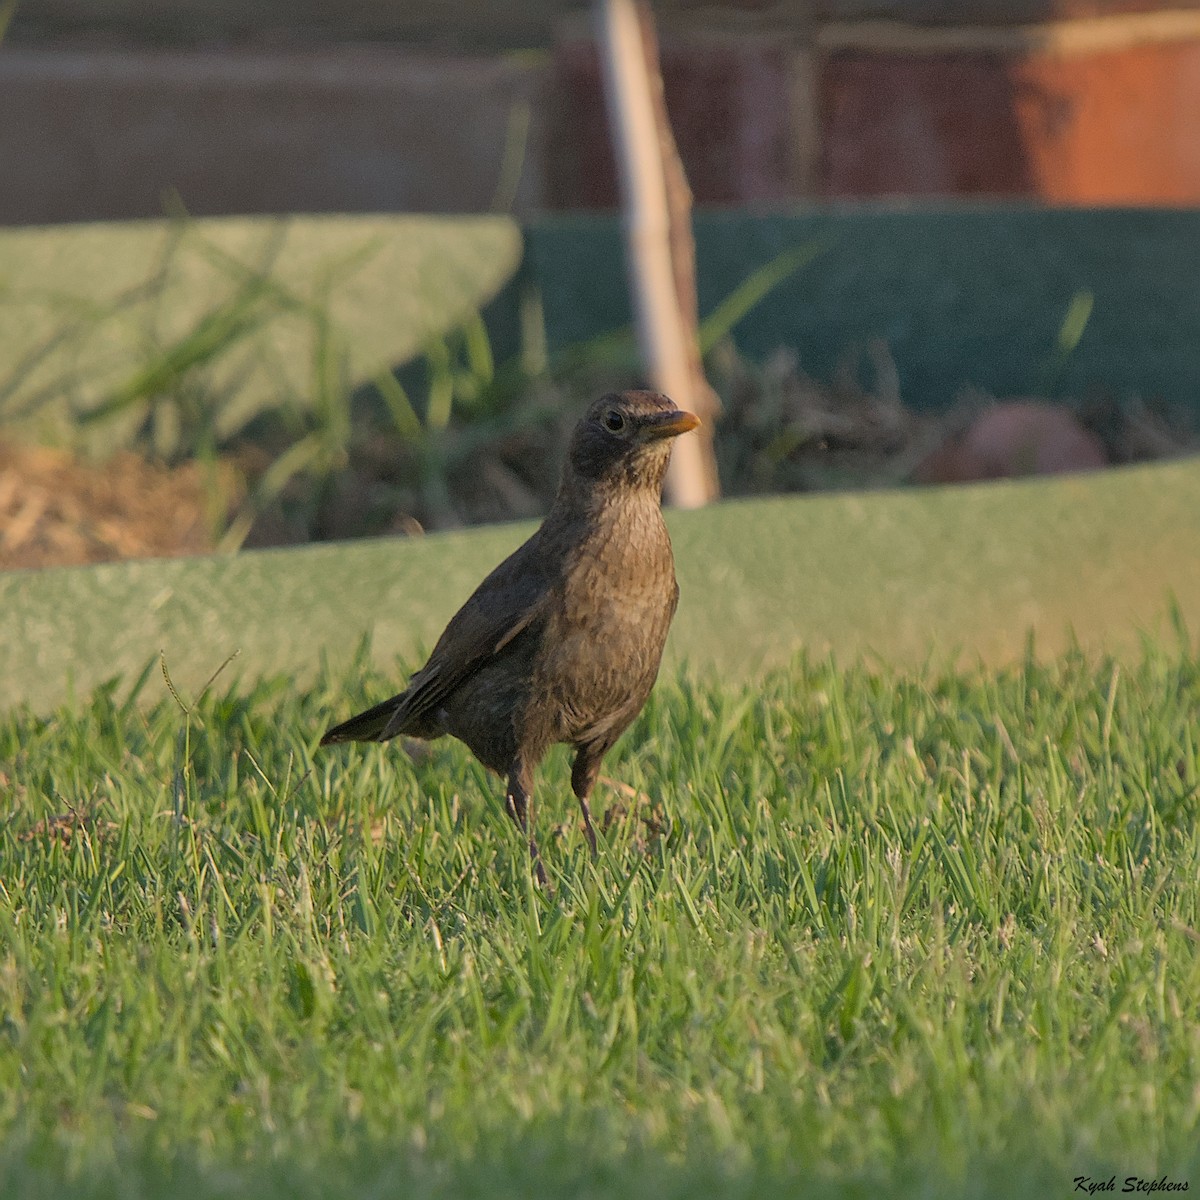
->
[[8, 0, 1200, 219], [2, 0, 1200, 568]]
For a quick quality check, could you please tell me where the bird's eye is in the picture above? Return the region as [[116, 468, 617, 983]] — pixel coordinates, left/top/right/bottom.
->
[[603, 409, 626, 433]]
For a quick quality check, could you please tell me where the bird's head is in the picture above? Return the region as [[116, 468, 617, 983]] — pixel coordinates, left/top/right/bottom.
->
[[561, 391, 700, 502]]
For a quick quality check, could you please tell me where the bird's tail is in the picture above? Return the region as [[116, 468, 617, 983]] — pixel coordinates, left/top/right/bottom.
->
[[320, 695, 403, 745]]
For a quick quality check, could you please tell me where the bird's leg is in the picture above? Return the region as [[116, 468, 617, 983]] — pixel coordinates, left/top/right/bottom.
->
[[505, 762, 548, 887], [570, 745, 606, 858]]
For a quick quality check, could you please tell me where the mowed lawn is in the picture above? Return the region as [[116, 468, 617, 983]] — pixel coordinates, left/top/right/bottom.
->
[[2, 644, 1198, 1198]]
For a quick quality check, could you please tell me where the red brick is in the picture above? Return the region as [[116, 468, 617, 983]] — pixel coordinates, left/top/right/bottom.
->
[[821, 30, 1200, 202], [550, 33, 814, 208]]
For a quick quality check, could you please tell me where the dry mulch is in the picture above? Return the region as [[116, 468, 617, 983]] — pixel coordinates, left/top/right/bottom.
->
[[0, 441, 230, 571], [2, 379, 1195, 572]]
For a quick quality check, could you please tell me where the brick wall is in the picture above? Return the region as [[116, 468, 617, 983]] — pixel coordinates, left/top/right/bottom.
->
[[4, 3, 1200, 222]]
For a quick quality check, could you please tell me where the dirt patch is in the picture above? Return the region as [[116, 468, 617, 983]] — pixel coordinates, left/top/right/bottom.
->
[[0, 441, 237, 570], [2, 370, 1196, 572]]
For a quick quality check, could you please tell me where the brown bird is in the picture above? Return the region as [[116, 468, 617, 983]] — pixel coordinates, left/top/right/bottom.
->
[[320, 390, 699, 879]]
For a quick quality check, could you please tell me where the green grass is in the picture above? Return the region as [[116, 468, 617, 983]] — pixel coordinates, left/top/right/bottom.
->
[[2, 645, 1199, 1198]]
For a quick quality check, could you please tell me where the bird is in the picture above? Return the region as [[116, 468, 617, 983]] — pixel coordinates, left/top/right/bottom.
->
[[320, 390, 699, 882]]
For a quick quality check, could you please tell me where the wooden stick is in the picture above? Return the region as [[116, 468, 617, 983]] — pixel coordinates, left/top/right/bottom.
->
[[595, 0, 719, 507]]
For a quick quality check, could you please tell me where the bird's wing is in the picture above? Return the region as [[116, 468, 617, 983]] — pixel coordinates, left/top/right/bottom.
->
[[378, 530, 559, 739]]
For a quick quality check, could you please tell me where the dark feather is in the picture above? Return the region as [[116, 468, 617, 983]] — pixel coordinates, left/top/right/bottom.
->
[[378, 538, 556, 740], [320, 694, 402, 744]]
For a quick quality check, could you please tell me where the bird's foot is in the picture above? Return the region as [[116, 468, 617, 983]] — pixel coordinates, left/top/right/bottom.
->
[[581, 814, 599, 859], [529, 838, 550, 891], [576, 795, 599, 859]]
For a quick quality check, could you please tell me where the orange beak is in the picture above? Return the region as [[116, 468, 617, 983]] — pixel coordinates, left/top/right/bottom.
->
[[641, 409, 701, 440]]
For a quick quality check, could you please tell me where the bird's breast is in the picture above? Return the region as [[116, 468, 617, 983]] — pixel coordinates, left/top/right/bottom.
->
[[562, 504, 675, 625], [524, 502, 678, 746]]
